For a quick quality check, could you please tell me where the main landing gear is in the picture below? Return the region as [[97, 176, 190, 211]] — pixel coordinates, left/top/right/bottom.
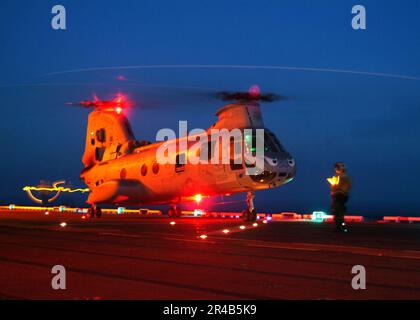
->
[[168, 204, 182, 218], [242, 191, 257, 222], [88, 205, 102, 218]]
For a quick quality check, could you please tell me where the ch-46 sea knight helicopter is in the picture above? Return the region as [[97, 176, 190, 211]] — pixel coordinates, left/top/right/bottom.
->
[[72, 86, 296, 221]]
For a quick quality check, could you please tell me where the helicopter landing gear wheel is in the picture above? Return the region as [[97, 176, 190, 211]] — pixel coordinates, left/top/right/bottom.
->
[[168, 205, 182, 218], [88, 206, 102, 218], [168, 207, 175, 217], [88, 207, 95, 218], [243, 191, 257, 222], [242, 209, 248, 221], [242, 208, 257, 222]]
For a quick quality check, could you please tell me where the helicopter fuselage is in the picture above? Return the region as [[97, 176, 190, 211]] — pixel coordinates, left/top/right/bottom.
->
[[80, 102, 296, 207], [81, 132, 296, 206]]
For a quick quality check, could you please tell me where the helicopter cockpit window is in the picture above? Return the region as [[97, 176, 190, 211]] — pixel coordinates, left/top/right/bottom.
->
[[263, 131, 279, 153], [244, 131, 265, 155], [266, 130, 287, 153], [244, 130, 287, 156]]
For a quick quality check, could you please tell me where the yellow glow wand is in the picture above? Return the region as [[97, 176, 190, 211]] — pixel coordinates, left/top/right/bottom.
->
[[327, 176, 340, 186]]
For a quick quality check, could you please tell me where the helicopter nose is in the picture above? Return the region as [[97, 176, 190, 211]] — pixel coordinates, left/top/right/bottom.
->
[[274, 157, 296, 181], [264, 156, 279, 167], [276, 158, 294, 169], [264, 155, 295, 171], [288, 160, 297, 176], [287, 158, 295, 167]]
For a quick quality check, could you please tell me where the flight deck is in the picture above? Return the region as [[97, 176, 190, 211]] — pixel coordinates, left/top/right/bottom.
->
[[0, 210, 419, 299]]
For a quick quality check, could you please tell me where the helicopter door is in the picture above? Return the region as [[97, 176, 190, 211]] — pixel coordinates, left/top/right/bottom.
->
[[233, 138, 247, 186], [175, 153, 186, 173]]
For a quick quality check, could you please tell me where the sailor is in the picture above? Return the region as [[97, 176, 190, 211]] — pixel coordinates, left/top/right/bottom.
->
[[329, 162, 352, 232]]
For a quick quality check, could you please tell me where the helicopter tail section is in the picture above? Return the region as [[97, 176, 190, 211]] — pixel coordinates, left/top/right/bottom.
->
[[82, 110, 136, 167]]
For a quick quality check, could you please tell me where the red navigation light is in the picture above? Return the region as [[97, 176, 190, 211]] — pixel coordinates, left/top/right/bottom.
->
[[114, 95, 123, 104], [112, 93, 133, 110]]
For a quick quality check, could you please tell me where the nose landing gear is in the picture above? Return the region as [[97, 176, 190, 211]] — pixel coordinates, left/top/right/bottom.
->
[[242, 191, 257, 221]]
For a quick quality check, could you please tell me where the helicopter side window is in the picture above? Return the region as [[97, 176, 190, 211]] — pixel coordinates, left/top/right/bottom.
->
[[175, 153, 186, 173], [96, 128, 106, 143], [116, 144, 122, 155], [95, 147, 105, 162], [141, 164, 148, 176], [152, 162, 160, 175], [208, 140, 213, 162], [230, 138, 243, 170], [199, 138, 216, 163], [207, 139, 216, 162]]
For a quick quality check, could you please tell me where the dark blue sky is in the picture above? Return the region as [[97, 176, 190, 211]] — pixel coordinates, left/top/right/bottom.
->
[[1, 0, 420, 215]]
